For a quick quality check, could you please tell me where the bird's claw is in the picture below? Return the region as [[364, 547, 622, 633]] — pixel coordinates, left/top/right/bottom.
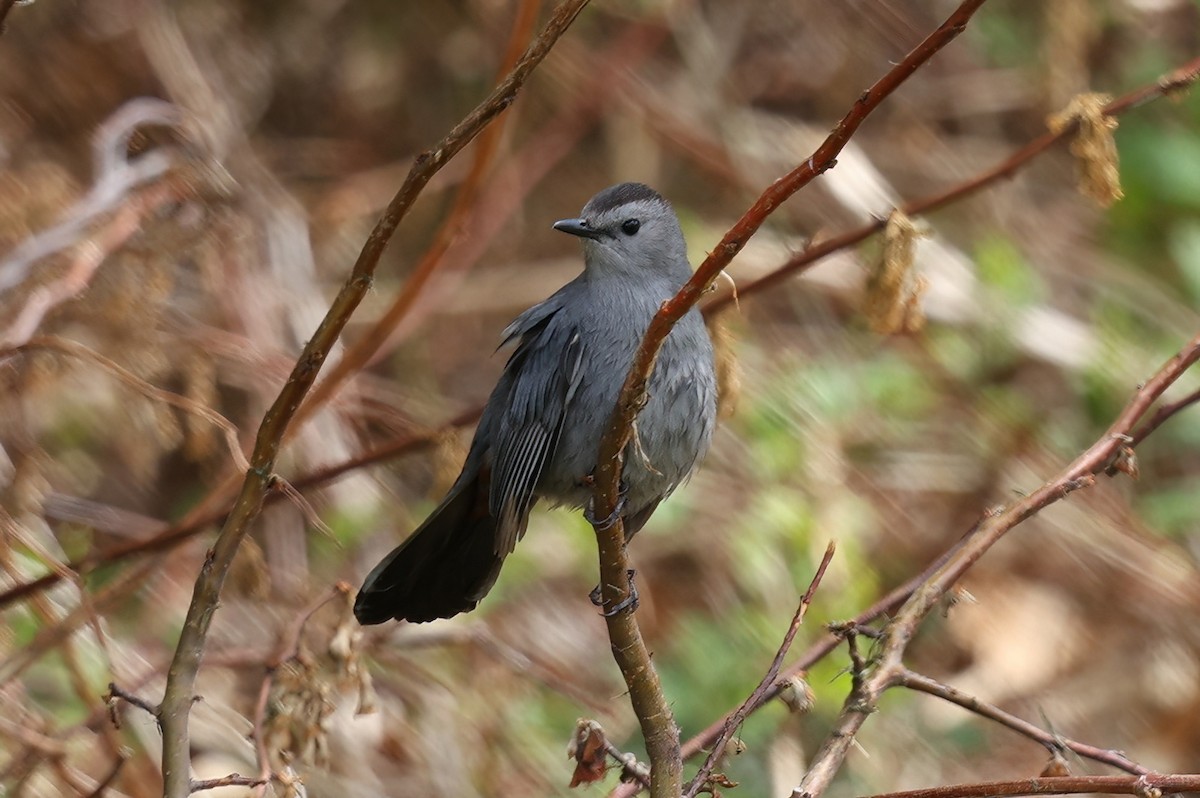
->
[[583, 481, 629, 532], [589, 569, 639, 617]]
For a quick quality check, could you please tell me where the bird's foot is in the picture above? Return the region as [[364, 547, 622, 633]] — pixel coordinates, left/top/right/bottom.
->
[[583, 480, 628, 531], [589, 569, 639, 617]]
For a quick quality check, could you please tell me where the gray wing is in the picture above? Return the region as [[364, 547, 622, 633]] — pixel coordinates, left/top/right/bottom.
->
[[488, 301, 584, 556]]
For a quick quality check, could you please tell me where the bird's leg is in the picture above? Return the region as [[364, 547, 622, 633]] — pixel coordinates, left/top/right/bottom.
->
[[589, 569, 639, 616]]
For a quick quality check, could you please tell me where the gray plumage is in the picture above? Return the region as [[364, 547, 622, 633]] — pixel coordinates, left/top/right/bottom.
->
[[354, 183, 717, 624]]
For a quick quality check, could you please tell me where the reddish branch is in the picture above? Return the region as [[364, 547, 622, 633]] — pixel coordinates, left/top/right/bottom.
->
[[157, 3, 592, 795], [858, 774, 1200, 798], [590, 3, 989, 795]]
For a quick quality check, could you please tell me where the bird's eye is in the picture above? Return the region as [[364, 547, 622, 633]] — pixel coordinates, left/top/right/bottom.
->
[[621, 218, 640, 236]]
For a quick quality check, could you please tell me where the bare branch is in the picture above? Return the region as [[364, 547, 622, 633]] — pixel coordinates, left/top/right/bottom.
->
[[858, 774, 1200, 798], [157, 3, 592, 794]]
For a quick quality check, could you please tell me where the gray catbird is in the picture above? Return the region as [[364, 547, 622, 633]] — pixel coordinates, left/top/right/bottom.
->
[[354, 182, 717, 624]]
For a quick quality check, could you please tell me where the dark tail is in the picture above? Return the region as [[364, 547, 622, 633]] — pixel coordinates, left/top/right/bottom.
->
[[354, 469, 508, 624]]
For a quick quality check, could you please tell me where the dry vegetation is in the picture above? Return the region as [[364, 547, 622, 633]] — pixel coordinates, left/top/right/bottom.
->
[[1, 1, 1199, 797]]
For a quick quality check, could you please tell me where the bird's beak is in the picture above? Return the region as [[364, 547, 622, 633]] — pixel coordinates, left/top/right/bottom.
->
[[553, 218, 604, 241]]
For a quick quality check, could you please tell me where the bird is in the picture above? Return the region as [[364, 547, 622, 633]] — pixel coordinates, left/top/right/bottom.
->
[[353, 182, 717, 624]]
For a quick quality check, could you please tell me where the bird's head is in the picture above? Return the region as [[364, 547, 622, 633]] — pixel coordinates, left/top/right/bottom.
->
[[553, 182, 690, 281]]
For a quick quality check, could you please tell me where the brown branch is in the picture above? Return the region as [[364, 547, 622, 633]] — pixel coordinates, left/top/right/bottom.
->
[[608, 53, 1200, 796], [591, 4, 988, 796], [895, 669, 1149, 776], [157, 3, 592, 795], [685, 542, 835, 798], [859, 774, 1200, 798], [599, 48, 1200, 798], [791, 331, 1200, 798], [708, 54, 1200, 314], [600, 510, 1003, 798]]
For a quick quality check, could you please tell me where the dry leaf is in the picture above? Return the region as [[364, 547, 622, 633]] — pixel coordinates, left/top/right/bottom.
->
[[1047, 93, 1123, 207]]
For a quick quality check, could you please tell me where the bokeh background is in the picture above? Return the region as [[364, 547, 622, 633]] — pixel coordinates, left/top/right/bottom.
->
[[1, 0, 1199, 796]]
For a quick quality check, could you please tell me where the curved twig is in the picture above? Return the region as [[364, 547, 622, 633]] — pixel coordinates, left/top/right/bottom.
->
[[591, 3, 990, 796]]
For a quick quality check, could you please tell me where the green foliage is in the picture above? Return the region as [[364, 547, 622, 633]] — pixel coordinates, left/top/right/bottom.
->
[[975, 235, 1046, 306]]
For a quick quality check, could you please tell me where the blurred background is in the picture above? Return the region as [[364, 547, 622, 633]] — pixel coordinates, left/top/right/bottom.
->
[[1, 0, 1199, 796]]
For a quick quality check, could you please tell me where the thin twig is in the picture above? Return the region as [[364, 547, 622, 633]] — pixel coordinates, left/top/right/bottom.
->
[[791, 331, 1200, 798], [894, 669, 1148, 776], [157, 4, 591, 794], [858, 774, 1200, 798], [685, 542, 835, 798], [106, 682, 161, 721], [606, 740, 652, 790], [1130, 385, 1200, 446]]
